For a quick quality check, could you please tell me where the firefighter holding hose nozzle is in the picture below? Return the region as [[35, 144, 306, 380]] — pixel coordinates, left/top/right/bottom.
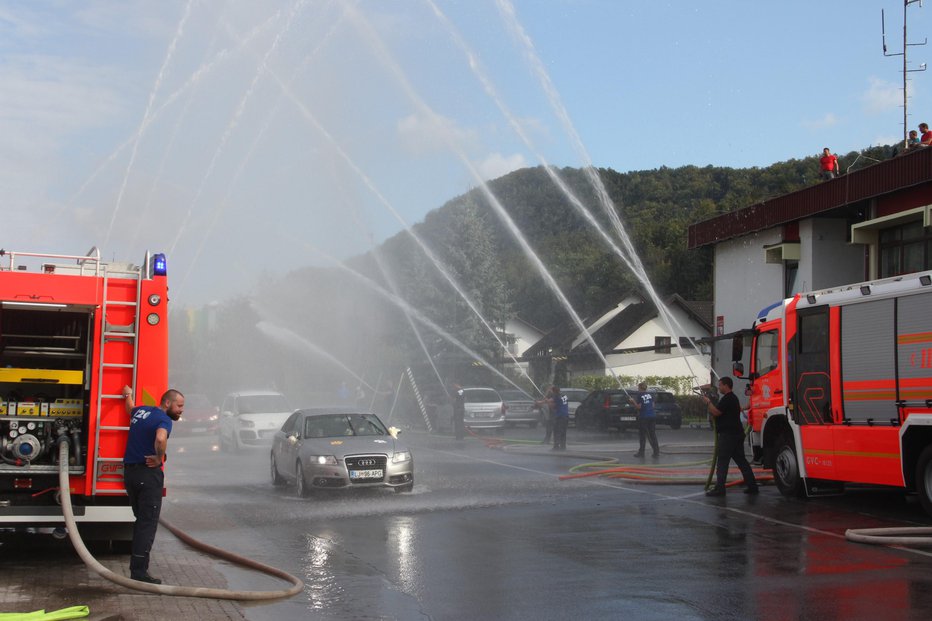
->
[[702, 377, 759, 497]]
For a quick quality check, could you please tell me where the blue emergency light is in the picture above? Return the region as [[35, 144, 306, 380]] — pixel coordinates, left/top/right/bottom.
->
[[152, 253, 167, 276]]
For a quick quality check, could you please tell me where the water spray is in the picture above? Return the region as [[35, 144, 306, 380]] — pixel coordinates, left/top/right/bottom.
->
[[257, 55, 542, 396], [174, 4, 348, 296], [491, 0, 709, 393], [167, 0, 310, 258], [287, 235, 536, 397], [104, 0, 195, 248], [56, 12, 281, 245], [254, 318, 374, 391], [343, 4, 629, 396]]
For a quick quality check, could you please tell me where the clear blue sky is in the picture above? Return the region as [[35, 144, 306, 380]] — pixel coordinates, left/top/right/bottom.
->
[[1, 1, 929, 305]]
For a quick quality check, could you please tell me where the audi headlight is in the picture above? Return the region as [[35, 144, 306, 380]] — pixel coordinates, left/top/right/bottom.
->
[[310, 455, 338, 465], [239, 419, 256, 428], [392, 451, 411, 463]]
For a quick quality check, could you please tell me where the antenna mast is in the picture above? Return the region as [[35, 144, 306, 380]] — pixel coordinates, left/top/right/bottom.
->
[[883, 1, 927, 147]]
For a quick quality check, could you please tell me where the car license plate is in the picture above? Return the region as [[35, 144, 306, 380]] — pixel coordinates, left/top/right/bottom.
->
[[350, 469, 383, 479], [619, 416, 636, 421]]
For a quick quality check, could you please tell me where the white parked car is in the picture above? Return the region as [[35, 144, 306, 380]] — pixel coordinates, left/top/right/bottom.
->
[[218, 390, 292, 452]]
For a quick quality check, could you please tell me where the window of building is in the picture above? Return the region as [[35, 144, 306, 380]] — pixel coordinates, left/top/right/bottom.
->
[[654, 336, 671, 354], [879, 220, 932, 278]]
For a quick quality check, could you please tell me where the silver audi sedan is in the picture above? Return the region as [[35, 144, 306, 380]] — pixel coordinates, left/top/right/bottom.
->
[[270, 408, 414, 496]]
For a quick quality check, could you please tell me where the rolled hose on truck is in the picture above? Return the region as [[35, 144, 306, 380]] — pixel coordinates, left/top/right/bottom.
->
[[55, 438, 304, 600]]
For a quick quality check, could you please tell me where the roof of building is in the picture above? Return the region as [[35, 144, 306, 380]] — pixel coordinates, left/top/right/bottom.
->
[[687, 146, 932, 249], [525, 294, 712, 358], [569, 301, 656, 355], [679, 298, 714, 331]]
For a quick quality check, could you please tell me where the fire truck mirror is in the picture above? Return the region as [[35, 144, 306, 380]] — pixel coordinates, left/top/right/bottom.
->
[[733, 361, 745, 378], [731, 334, 744, 362]]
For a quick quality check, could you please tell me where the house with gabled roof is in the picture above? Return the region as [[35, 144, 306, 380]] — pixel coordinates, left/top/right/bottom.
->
[[522, 294, 712, 389]]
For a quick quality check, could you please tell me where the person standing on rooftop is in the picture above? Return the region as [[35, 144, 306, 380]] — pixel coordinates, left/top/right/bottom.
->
[[819, 147, 839, 180], [920, 123, 932, 146]]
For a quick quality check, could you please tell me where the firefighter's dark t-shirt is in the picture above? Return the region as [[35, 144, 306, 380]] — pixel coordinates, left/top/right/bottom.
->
[[714, 392, 743, 435], [124, 406, 173, 465]]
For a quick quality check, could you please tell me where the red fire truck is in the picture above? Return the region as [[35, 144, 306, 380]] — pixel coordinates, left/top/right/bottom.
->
[[0, 248, 168, 541], [735, 269, 932, 515]]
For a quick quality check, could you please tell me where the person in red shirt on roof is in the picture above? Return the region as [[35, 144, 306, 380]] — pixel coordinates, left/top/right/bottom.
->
[[920, 122, 932, 146], [819, 147, 839, 180]]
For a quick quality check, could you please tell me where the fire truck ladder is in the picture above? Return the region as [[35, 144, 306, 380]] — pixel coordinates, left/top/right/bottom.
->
[[91, 261, 144, 495]]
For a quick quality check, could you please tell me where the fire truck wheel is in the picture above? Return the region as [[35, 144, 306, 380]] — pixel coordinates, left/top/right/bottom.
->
[[917, 446, 932, 516], [271, 454, 286, 486], [774, 433, 805, 498]]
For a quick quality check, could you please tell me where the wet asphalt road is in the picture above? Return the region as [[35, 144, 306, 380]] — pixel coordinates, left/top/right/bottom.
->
[[163, 426, 932, 621]]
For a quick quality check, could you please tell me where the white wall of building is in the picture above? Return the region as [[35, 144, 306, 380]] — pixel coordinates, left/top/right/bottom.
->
[[709, 218, 867, 387], [712, 228, 784, 337], [505, 319, 543, 378], [804, 218, 865, 289], [711, 228, 783, 387]]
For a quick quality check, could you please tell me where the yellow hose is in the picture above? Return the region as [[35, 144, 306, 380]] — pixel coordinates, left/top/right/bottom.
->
[[0, 608, 88, 621]]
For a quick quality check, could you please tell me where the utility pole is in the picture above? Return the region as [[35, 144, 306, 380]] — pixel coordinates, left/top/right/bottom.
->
[[883, 1, 927, 147]]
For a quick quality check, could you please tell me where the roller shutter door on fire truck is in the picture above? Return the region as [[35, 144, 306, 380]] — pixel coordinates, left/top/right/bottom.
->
[[897, 292, 932, 406], [841, 299, 897, 423]]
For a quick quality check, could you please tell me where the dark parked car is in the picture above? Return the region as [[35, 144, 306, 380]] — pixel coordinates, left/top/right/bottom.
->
[[575, 388, 682, 431]]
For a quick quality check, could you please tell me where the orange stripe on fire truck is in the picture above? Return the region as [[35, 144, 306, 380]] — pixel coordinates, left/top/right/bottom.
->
[[897, 331, 932, 345], [805, 449, 900, 459], [843, 391, 897, 401]]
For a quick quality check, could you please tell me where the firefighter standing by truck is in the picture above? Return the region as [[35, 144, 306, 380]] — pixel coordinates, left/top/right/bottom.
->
[[630, 382, 660, 458], [122, 385, 184, 584], [703, 377, 759, 497]]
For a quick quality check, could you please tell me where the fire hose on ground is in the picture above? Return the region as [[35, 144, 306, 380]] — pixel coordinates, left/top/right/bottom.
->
[[460, 424, 932, 545], [55, 438, 304, 600]]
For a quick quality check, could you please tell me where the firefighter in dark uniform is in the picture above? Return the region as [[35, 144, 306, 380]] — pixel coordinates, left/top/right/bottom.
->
[[702, 376, 759, 496], [630, 382, 660, 458], [550, 386, 570, 450], [122, 386, 185, 584], [452, 382, 466, 440], [538, 386, 569, 450]]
